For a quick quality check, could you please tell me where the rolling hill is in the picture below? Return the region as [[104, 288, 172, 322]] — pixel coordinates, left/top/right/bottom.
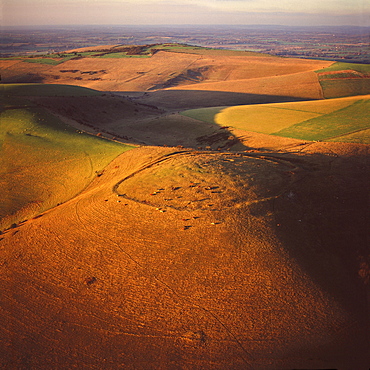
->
[[0, 45, 369, 369], [0, 84, 133, 230], [1, 44, 332, 94], [181, 95, 370, 144]]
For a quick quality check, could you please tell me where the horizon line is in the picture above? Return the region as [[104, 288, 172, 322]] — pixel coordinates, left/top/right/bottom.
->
[[2, 23, 370, 29]]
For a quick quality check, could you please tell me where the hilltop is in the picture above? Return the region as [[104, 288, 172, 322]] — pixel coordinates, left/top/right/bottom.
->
[[0, 45, 369, 369]]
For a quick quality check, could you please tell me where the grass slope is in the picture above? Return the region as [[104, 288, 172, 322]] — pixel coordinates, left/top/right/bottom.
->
[[1, 146, 368, 369], [0, 85, 132, 230], [22, 57, 74, 65], [317, 62, 370, 75], [1, 83, 101, 97], [156, 44, 272, 57], [319, 79, 370, 99], [181, 95, 370, 144], [0, 44, 331, 92], [274, 99, 370, 141], [316, 62, 370, 98]]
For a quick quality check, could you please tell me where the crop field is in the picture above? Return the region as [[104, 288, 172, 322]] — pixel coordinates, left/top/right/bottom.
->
[[316, 62, 370, 98], [0, 86, 132, 230], [181, 95, 370, 143], [22, 57, 73, 65], [274, 98, 370, 141], [13, 44, 273, 65], [97, 52, 151, 58], [157, 44, 269, 57], [327, 128, 370, 144], [317, 62, 370, 75], [319, 79, 370, 99], [153, 44, 206, 52]]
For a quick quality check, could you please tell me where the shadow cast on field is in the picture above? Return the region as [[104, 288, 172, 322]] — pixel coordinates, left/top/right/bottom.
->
[[122, 89, 315, 111], [271, 151, 370, 330], [110, 89, 315, 150]]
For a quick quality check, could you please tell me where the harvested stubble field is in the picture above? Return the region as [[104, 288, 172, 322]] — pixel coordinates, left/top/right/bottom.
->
[[0, 45, 369, 369]]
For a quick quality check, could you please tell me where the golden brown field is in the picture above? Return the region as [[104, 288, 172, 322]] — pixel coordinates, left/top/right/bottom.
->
[[1, 47, 369, 369]]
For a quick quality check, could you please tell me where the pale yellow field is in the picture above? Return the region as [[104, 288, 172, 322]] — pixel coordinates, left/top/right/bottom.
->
[[216, 106, 320, 133], [214, 95, 364, 134]]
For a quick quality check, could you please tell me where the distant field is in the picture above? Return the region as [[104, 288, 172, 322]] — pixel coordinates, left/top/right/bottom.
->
[[157, 44, 271, 57], [12, 44, 272, 65], [15, 45, 156, 64], [1, 83, 101, 97], [319, 79, 370, 99], [0, 85, 132, 230], [317, 62, 370, 75], [13, 51, 147, 65], [97, 52, 150, 58], [274, 99, 370, 141], [316, 62, 370, 98], [181, 95, 370, 144], [22, 57, 75, 65]]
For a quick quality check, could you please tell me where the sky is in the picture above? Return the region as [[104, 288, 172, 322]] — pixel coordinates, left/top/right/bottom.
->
[[1, 0, 369, 27]]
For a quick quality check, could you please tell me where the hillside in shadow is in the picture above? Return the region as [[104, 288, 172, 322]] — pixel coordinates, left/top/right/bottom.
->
[[123, 89, 316, 111]]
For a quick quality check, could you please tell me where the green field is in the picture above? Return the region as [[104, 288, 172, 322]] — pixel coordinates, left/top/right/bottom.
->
[[158, 44, 271, 57], [274, 99, 370, 141], [97, 52, 151, 58], [22, 58, 69, 65], [319, 79, 370, 99], [1, 83, 101, 97], [181, 96, 370, 144], [0, 84, 132, 230], [327, 128, 370, 144], [12, 44, 272, 64], [16, 53, 94, 65], [316, 62, 370, 98], [316, 62, 370, 75]]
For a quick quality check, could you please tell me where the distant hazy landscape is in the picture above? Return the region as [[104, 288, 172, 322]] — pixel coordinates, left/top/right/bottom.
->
[[2, 25, 370, 63]]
